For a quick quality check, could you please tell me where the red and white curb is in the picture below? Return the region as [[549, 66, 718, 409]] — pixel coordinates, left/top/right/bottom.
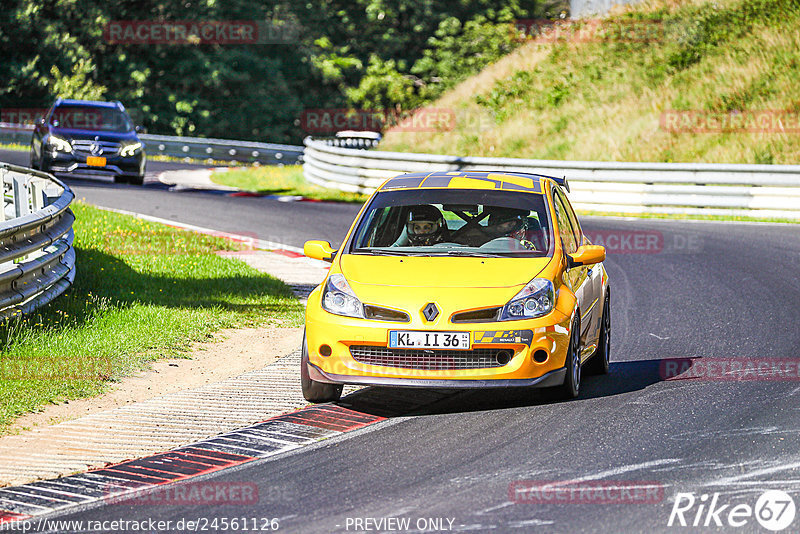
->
[[0, 405, 384, 523]]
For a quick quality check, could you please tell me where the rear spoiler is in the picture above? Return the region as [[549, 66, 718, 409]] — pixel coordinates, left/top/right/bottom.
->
[[500, 171, 570, 193], [549, 175, 570, 193]]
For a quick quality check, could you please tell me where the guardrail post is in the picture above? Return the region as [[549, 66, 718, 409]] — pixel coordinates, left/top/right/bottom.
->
[[43, 185, 62, 207], [12, 174, 30, 218], [31, 181, 45, 212]]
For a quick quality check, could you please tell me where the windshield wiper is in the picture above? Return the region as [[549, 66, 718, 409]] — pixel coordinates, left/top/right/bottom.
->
[[357, 249, 422, 256], [442, 250, 505, 257], [356, 249, 402, 255], [356, 249, 506, 258]]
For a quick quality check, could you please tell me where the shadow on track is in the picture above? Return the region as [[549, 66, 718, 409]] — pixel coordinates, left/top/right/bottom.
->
[[336, 358, 667, 419]]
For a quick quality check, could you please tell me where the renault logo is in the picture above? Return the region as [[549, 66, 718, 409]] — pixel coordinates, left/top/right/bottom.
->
[[422, 303, 439, 322]]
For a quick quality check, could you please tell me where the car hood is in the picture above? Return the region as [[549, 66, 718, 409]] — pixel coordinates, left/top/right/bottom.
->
[[339, 255, 552, 289], [51, 128, 139, 143]]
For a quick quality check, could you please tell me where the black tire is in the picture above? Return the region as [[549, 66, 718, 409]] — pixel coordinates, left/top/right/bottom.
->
[[552, 316, 581, 400], [129, 174, 144, 186], [300, 332, 343, 403], [585, 290, 611, 376]]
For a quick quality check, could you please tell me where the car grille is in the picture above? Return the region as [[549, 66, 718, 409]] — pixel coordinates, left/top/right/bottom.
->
[[363, 305, 410, 322], [451, 307, 502, 323], [349, 345, 510, 370], [72, 140, 121, 156]]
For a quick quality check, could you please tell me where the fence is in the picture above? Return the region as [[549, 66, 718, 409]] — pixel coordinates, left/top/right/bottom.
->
[[0, 163, 76, 319], [302, 137, 800, 219], [0, 124, 304, 166]]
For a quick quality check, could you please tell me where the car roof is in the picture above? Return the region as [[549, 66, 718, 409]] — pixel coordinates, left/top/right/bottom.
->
[[54, 98, 124, 110], [378, 171, 564, 194]]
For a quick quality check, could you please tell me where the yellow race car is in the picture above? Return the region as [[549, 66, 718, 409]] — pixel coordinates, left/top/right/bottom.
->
[[302, 171, 610, 402]]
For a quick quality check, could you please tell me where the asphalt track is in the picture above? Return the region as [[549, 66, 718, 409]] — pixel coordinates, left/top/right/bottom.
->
[[0, 148, 360, 249], [3, 148, 800, 533]]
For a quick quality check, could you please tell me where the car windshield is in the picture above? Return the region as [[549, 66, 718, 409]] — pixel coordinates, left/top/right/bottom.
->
[[349, 188, 553, 258], [50, 105, 134, 133]]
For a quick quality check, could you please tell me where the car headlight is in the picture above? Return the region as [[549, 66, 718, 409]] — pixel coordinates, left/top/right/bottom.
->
[[321, 273, 364, 318], [47, 134, 72, 153], [500, 278, 554, 321], [120, 141, 143, 157]]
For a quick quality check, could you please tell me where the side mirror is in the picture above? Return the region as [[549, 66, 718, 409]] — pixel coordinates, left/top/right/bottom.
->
[[567, 244, 605, 268], [304, 240, 337, 262], [135, 125, 147, 134]]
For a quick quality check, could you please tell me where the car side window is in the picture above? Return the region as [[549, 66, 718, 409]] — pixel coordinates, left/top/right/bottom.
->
[[556, 187, 583, 248], [552, 190, 578, 254]]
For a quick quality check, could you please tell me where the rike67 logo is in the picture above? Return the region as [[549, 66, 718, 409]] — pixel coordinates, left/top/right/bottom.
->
[[668, 490, 796, 531]]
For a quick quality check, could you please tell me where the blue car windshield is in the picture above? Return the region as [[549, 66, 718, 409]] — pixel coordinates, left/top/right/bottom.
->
[[50, 105, 134, 133], [349, 189, 553, 257]]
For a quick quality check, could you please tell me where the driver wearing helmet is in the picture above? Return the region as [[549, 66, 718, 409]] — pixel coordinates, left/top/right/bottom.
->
[[485, 208, 537, 249], [487, 208, 528, 239], [406, 205, 448, 246]]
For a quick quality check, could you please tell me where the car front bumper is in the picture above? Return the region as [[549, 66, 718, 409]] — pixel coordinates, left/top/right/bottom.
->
[[43, 151, 145, 180], [307, 363, 567, 388], [305, 286, 574, 388]]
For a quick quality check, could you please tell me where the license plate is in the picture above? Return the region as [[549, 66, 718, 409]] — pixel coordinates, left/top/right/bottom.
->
[[388, 331, 470, 349], [86, 156, 106, 166]]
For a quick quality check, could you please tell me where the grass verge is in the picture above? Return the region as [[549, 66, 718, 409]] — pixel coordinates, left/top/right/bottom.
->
[[380, 0, 800, 165], [211, 165, 369, 203], [0, 203, 303, 433], [0, 143, 28, 152], [577, 210, 800, 224]]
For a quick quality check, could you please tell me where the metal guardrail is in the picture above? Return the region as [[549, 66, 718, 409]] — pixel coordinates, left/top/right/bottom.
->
[[0, 163, 75, 320], [0, 124, 35, 147], [140, 133, 303, 165], [303, 137, 800, 219], [322, 135, 381, 149], [0, 124, 304, 165]]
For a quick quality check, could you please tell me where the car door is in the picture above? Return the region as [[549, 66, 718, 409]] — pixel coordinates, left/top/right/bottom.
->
[[553, 187, 594, 359], [556, 186, 603, 354]]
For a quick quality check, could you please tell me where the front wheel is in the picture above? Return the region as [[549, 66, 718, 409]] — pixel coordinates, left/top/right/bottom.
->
[[300, 332, 342, 403], [551, 317, 581, 400]]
